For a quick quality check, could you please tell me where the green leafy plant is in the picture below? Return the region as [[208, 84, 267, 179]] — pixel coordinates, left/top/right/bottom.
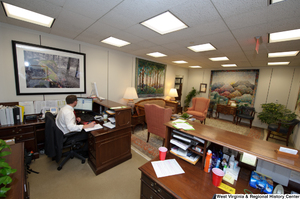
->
[[257, 103, 297, 125], [0, 139, 17, 197], [181, 113, 190, 119], [184, 87, 200, 108]]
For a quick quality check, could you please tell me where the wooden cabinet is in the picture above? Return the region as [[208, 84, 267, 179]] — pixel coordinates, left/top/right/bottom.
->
[[131, 114, 145, 133], [140, 173, 173, 199], [88, 99, 132, 175], [174, 77, 183, 102], [0, 121, 45, 158], [215, 104, 237, 122], [5, 143, 28, 199]]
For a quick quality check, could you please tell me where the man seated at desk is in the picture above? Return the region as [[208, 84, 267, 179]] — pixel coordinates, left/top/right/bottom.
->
[[56, 95, 96, 157]]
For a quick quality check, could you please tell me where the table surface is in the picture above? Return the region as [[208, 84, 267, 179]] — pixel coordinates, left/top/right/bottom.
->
[[139, 153, 261, 199]]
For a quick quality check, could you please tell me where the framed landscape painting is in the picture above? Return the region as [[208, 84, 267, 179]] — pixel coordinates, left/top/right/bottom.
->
[[12, 40, 86, 95], [135, 58, 166, 98], [209, 70, 259, 106]]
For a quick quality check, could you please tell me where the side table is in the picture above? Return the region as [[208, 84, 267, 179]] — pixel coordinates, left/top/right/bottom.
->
[[131, 114, 145, 133], [215, 104, 237, 123]]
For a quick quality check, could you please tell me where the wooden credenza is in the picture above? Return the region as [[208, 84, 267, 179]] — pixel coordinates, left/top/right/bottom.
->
[[88, 99, 132, 175], [139, 121, 300, 199], [215, 104, 237, 122]]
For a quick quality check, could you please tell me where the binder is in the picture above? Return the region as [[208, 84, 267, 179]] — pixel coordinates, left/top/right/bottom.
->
[[5, 107, 14, 125], [13, 106, 20, 124], [0, 108, 7, 125], [16, 105, 25, 123]]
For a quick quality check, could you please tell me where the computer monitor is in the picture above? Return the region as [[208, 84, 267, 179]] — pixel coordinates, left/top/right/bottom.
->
[[74, 97, 93, 112]]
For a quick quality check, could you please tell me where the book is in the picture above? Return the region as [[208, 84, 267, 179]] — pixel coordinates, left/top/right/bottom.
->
[[0, 108, 7, 125]]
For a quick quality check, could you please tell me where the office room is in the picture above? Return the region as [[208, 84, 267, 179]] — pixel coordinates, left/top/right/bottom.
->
[[0, 0, 300, 198]]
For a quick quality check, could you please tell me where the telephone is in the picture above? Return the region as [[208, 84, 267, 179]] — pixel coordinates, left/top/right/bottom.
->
[[50, 107, 58, 115]]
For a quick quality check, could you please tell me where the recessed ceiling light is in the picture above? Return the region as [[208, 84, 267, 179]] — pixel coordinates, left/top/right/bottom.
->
[[270, 0, 285, 4], [147, 52, 167, 57], [101, 37, 130, 47], [209, 57, 229, 61], [269, 28, 300, 43], [141, 11, 188, 35], [222, 64, 237, 67], [268, 62, 290, 65], [268, 51, 299, 58], [187, 43, 216, 52], [189, 66, 202, 68], [2, 2, 55, 28], [173, 60, 187, 64]]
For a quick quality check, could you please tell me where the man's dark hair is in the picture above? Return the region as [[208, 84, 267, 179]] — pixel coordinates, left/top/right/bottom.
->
[[66, 95, 77, 104]]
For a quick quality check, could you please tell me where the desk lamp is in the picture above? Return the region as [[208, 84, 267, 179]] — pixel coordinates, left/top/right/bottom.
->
[[123, 87, 138, 114], [168, 88, 178, 101]]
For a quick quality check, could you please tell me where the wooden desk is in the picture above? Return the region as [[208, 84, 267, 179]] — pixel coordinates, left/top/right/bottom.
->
[[139, 153, 260, 199], [131, 113, 145, 133], [88, 99, 132, 175], [5, 143, 28, 199], [0, 119, 45, 159], [216, 104, 237, 122]]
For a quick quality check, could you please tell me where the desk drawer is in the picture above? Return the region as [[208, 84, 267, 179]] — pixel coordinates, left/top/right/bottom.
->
[[141, 174, 172, 199], [141, 182, 161, 199], [0, 126, 34, 136]]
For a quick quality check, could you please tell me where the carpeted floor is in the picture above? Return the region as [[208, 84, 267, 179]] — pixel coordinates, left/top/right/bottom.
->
[[131, 118, 266, 159]]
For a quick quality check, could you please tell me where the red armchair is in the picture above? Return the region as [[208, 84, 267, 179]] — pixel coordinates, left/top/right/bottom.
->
[[144, 104, 172, 146], [186, 97, 210, 124]]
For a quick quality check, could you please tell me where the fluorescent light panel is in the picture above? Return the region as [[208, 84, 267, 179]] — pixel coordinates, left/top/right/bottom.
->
[[268, 62, 290, 65], [209, 57, 229, 61], [222, 64, 237, 67], [269, 28, 300, 43], [101, 37, 130, 47], [173, 60, 187, 64], [2, 2, 55, 28], [268, 51, 299, 58], [147, 52, 167, 57], [189, 66, 202, 68], [141, 11, 188, 35], [270, 0, 285, 4], [188, 43, 216, 52]]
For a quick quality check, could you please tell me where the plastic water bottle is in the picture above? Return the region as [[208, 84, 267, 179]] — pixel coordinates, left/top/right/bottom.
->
[[204, 150, 212, 173], [229, 154, 235, 169]]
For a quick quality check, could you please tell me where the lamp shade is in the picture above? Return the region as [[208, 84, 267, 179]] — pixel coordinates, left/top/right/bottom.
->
[[168, 88, 178, 97], [123, 87, 138, 99]]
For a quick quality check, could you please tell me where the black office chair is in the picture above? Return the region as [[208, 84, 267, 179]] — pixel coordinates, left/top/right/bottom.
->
[[235, 106, 256, 128], [266, 119, 300, 146], [44, 112, 86, 171]]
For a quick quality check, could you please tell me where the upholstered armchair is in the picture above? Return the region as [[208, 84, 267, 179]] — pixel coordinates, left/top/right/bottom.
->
[[144, 104, 172, 146], [186, 97, 210, 124]]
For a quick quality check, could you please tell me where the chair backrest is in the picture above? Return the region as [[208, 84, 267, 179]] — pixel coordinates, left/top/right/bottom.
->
[[144, 104, 172, 139], [192, 97, 210, 113], [44, 112, 64, 162], [238, 106, 255, 117]]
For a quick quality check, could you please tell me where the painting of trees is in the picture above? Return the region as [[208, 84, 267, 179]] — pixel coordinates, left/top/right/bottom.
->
[[135, 58, 166, 97]]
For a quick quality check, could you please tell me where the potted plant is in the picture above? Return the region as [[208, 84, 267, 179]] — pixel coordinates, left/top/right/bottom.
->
[[0, 139, 16, 197], [257, 103, 297, 125], [184, 87, 200, 111]]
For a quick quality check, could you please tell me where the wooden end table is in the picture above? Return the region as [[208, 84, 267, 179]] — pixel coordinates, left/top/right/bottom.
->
[[131, 114, 145, 133], [215, 104, 237, 123]]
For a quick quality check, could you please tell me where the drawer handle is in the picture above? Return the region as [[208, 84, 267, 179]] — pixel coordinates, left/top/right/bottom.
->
[[150, 182, 155, 187], [12, 130, 15, 133], [157, 188, 162, 193], [150, 196, 153, 199]]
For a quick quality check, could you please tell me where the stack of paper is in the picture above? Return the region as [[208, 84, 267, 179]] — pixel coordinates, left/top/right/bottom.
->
[[84, 124, 103, 132], [173, 122, 195, 130], [103, 122, 115, 129]]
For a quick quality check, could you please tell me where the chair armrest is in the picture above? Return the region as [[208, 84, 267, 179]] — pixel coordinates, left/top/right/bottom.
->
[[64, 131, 82, 137], [187, 107, 194, 111]]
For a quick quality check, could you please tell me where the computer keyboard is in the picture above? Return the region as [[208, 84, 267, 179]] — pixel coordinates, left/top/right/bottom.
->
[[80, 114, 95, 122]]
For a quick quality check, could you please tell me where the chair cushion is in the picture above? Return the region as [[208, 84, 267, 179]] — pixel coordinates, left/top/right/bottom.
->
[[236, 114, 254, 120], [268, 124, 288, 134]]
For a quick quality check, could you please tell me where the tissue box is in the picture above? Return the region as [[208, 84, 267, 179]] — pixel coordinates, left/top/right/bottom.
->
[[249, 171, 273, 194]]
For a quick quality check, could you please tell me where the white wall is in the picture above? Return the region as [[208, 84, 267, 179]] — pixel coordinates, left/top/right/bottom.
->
[[0, 22, 188, 106]]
